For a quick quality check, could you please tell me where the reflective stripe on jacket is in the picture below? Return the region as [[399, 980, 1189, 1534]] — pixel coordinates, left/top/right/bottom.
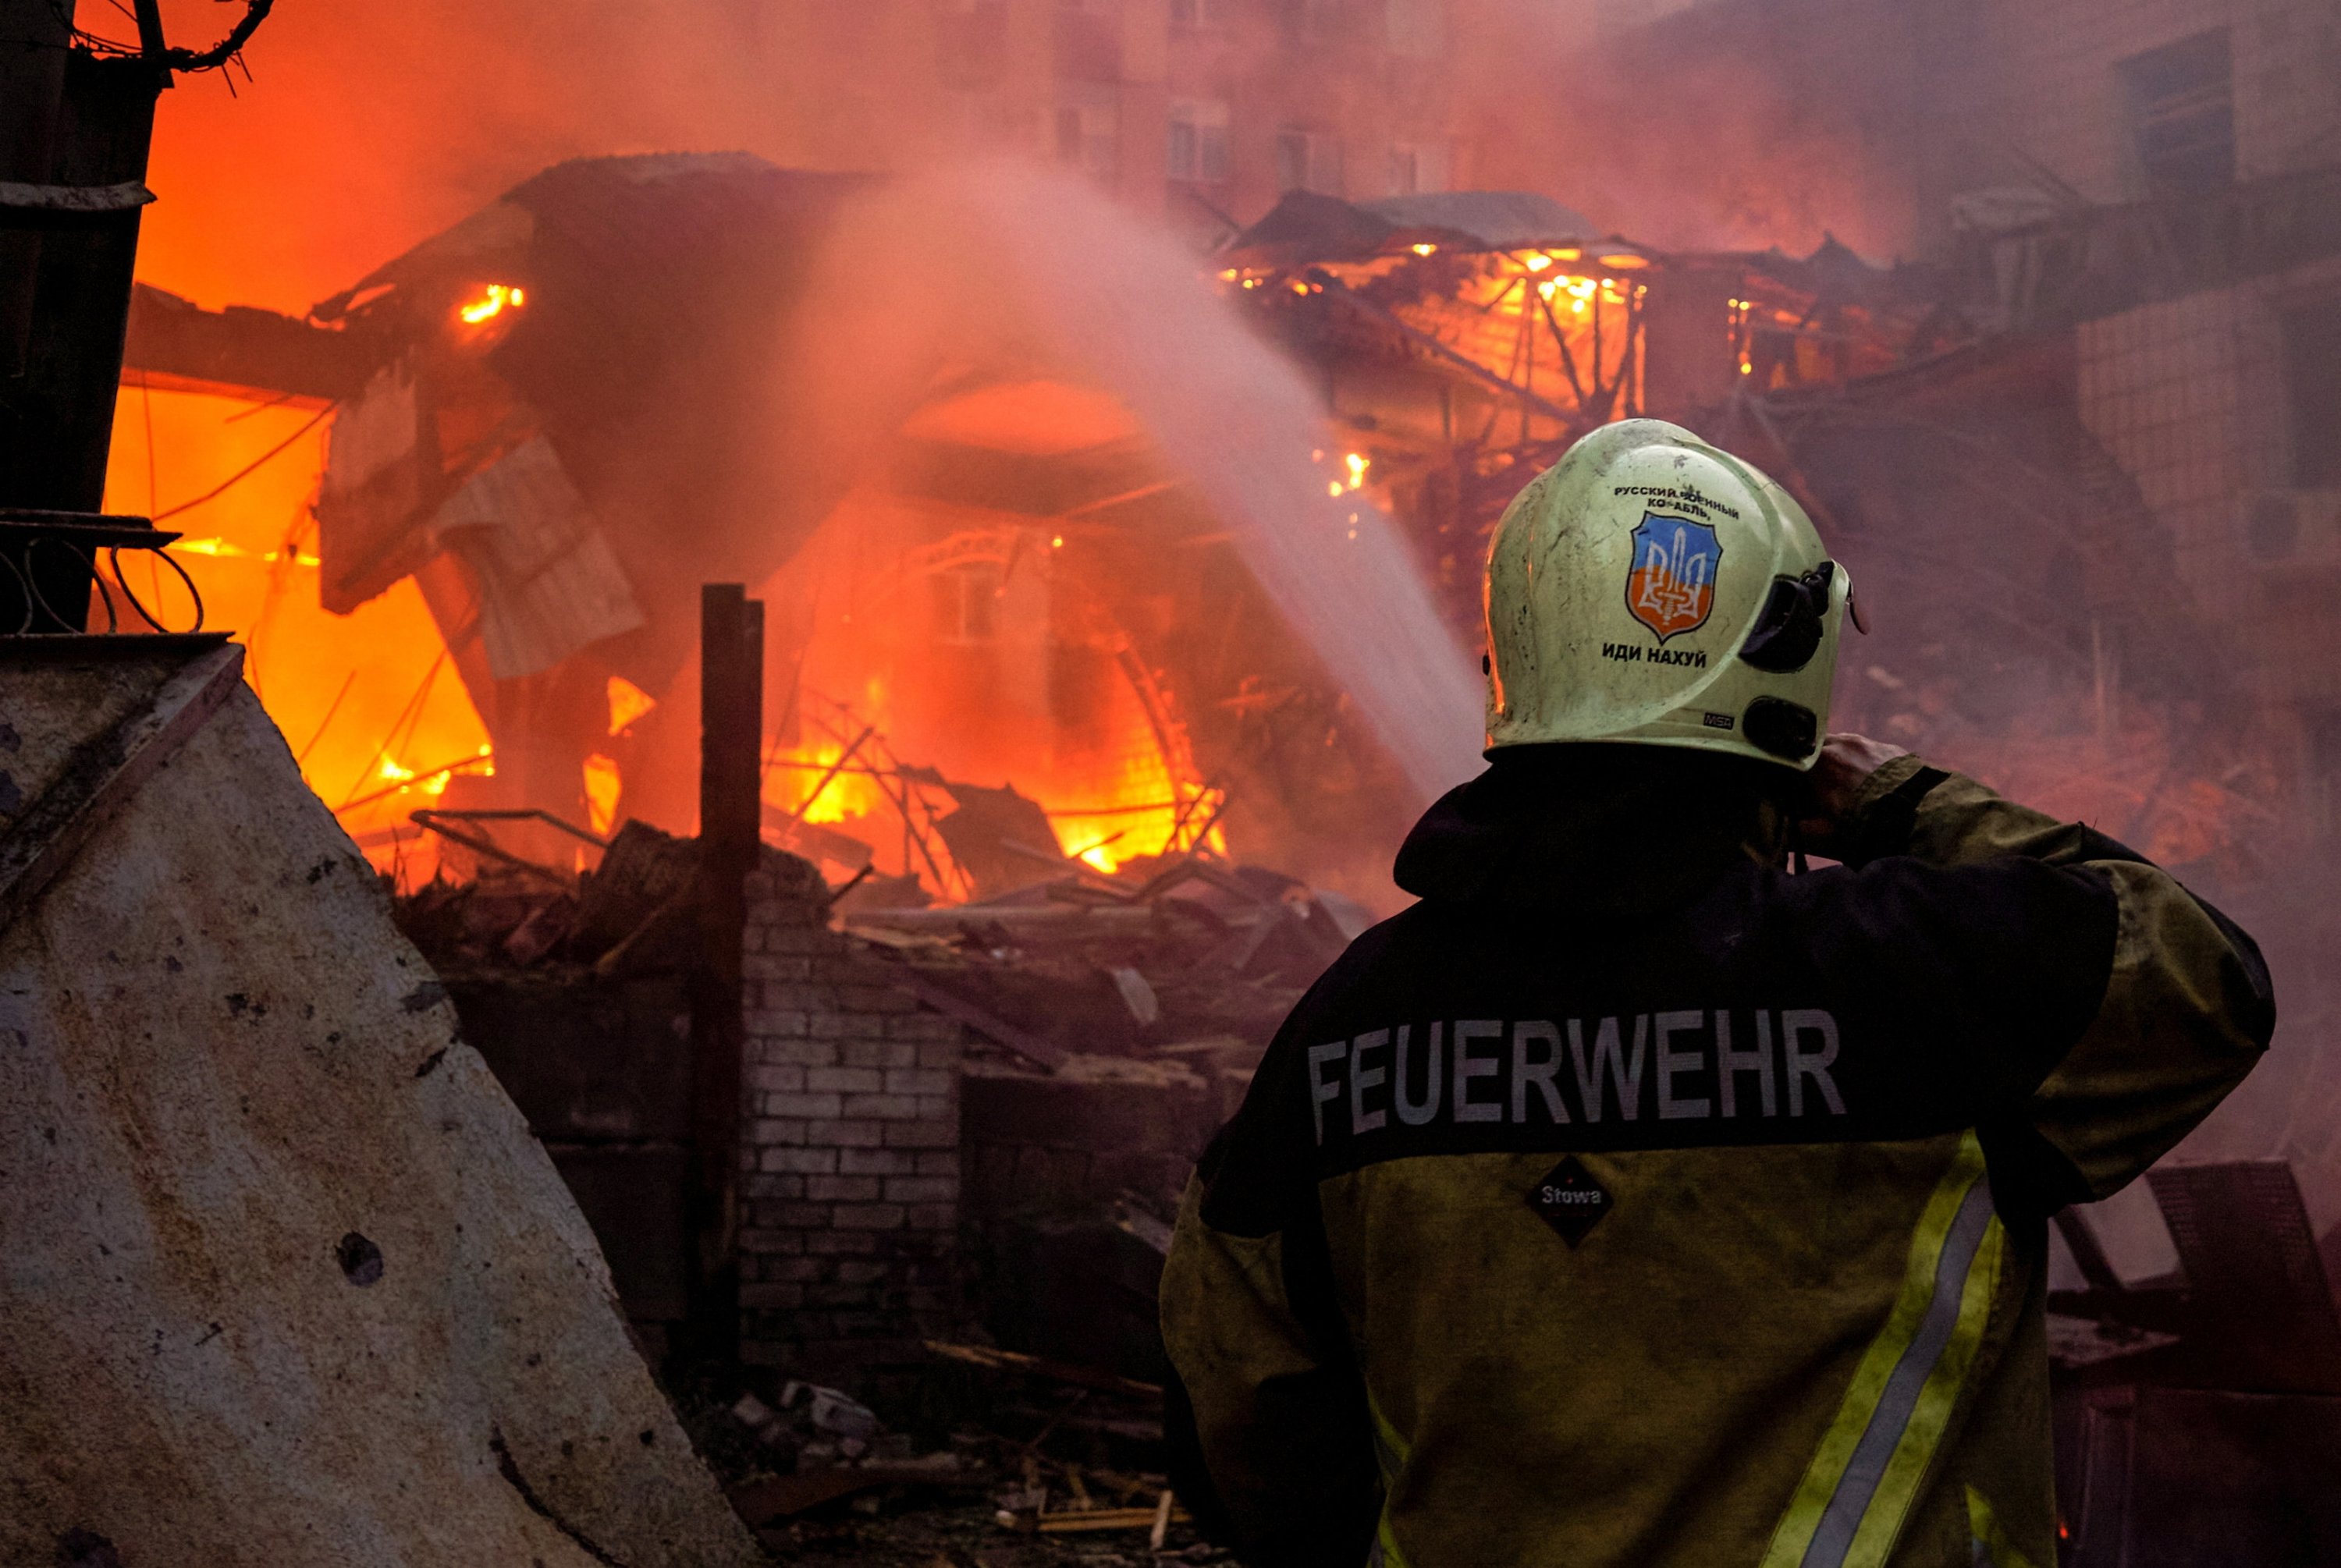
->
[[1160, 755, 2273, 1568]]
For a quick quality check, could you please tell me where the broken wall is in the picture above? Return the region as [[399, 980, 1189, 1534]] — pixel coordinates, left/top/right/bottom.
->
[[737, 869, 968, 1382], [0, 642, 759, 1567]]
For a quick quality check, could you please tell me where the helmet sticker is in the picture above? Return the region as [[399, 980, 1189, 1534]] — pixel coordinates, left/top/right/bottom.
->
[[1625, 512, 1721, 644]]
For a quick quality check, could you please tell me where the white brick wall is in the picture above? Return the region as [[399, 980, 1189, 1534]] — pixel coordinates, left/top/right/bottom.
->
[[736, 870, 966, 1378]]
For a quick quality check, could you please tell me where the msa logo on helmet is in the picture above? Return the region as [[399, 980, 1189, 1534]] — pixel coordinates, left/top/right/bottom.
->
[[1625, 513, 1721, 644]]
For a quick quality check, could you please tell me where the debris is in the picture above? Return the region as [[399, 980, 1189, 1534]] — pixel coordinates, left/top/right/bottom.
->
[[922, 1340, 1166, 1404], [571, 819, 697, 953], [1105, 965, 1158, 1026], [726, 1467, 906, 1527], [932, 780, 1069, 901], [1027, 1504, 1190, 1534], [786, 1380, 884, 1442]]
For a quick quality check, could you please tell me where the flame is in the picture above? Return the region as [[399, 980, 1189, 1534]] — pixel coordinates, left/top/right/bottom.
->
[[766, 736, 890, 828], [582, 753, 621, 837], [758, 495, 1228, 893], [168, 536, 320, 566], [375, 755, 456, 799], [1323, 450, 1370, 498], [606, 675, 657, 736], [105, 387, 492, 888], [1410, 243, 1438, 256], [456, 283, 525, 325]]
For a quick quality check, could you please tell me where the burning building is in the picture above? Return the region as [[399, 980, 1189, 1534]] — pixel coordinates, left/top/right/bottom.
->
[[123, 158, 1961, 906], [126, 153, 1490, 902]]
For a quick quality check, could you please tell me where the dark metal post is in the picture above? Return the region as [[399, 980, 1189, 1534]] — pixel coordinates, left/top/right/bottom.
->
[[0, 27, 164, 511], [690, 582, 762, 1360], [1, 2, 169, 631]]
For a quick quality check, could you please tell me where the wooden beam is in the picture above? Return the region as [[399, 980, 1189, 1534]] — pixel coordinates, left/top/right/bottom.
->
[[689, 583, 762, 1361]]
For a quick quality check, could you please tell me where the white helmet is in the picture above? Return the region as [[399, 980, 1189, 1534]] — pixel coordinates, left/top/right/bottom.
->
[[1484, 419, 1850, 769]]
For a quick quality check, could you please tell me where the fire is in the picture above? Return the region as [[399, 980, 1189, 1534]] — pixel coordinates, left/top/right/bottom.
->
[[757, 491, 1230, 894], [1323, 450, 1372, 498], [103, 387, 492, 885], [606, 675, 657, 736], [1410, 243, 1438, 257], [767, 736, 891, 828], [168, 536, 321, 566], [456, 283, 525, 325], [371, 754, 464, 800], [582, 753, 622, 838]]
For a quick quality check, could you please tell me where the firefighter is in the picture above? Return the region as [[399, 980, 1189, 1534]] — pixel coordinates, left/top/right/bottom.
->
[[1160, 419, 2272, 1568]]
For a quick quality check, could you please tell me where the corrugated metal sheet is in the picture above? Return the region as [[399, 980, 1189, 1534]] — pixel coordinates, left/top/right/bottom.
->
[[1227, 187, 1601, 261], [429, 434, 645, 680], [314, 361, 426, 613]]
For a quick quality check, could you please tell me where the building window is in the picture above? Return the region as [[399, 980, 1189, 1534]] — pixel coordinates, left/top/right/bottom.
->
[[1275, 0, 1342, 41], [2282, 298, 2341, 488], [1277, 127, 1344, 194], [1167, 98, 1231, 183], [2307, 708, 2341, 839], [2117, 30, 2235, 200], [1386, 0, 1444, 59], [1054, 0, 1122, 83], [1056, 94, 1121, 182], [936, 0, 1008, 88], [1387, 140, 1446, 195], [933, 562, 1003, 645]]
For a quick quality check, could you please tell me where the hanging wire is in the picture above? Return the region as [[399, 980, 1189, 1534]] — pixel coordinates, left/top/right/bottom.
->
[[49, 0, 277, 73], [150, 401, 336, 523]]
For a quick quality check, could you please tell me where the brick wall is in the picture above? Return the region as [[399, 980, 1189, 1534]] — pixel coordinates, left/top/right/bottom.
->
[[737, 864, 967, 1381], [2078, 252, 2341, 682]]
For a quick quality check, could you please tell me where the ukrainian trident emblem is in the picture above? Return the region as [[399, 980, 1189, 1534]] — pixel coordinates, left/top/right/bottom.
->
[[1625, 513, 1721, 643]]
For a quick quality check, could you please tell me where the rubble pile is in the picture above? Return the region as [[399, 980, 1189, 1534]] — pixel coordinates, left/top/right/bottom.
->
[[673, 1347, 1230, 1565], [842, 854, 1371, 1067]]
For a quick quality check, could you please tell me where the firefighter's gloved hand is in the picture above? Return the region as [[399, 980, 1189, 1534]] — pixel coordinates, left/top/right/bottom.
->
[[1794, 731, 1909, 858]]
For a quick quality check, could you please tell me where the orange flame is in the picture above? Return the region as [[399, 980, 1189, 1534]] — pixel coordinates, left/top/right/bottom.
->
[[456, 283, 525, 325]]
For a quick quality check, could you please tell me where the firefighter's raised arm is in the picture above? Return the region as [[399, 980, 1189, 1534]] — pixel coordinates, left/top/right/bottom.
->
[[1824, 738, 2275, 1208]]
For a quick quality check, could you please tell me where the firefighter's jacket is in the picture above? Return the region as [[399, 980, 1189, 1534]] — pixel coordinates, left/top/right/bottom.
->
[[1160, 754, 2272, 1568]]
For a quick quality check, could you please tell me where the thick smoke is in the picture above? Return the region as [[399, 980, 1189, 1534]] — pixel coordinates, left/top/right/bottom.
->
[[749, 161, 1485, 805]]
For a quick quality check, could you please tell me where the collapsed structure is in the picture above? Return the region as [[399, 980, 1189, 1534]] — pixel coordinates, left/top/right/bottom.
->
[[105, 132, 2341, 1558]]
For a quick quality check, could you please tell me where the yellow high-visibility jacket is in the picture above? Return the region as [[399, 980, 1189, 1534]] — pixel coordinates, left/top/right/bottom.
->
[[1161, 754, 2272, 1568]]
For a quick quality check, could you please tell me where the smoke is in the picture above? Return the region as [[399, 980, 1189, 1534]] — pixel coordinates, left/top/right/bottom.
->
[[753, 160, 1487, 806], [1448, 0, 1923, 259]]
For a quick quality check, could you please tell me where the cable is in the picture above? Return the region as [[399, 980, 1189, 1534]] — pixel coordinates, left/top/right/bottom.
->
[[150, 401, 336, 523], [56, 0, 277, 73]]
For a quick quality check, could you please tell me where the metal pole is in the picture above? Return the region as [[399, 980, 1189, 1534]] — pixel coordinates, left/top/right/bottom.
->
[[0, 2, 168, 633]]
